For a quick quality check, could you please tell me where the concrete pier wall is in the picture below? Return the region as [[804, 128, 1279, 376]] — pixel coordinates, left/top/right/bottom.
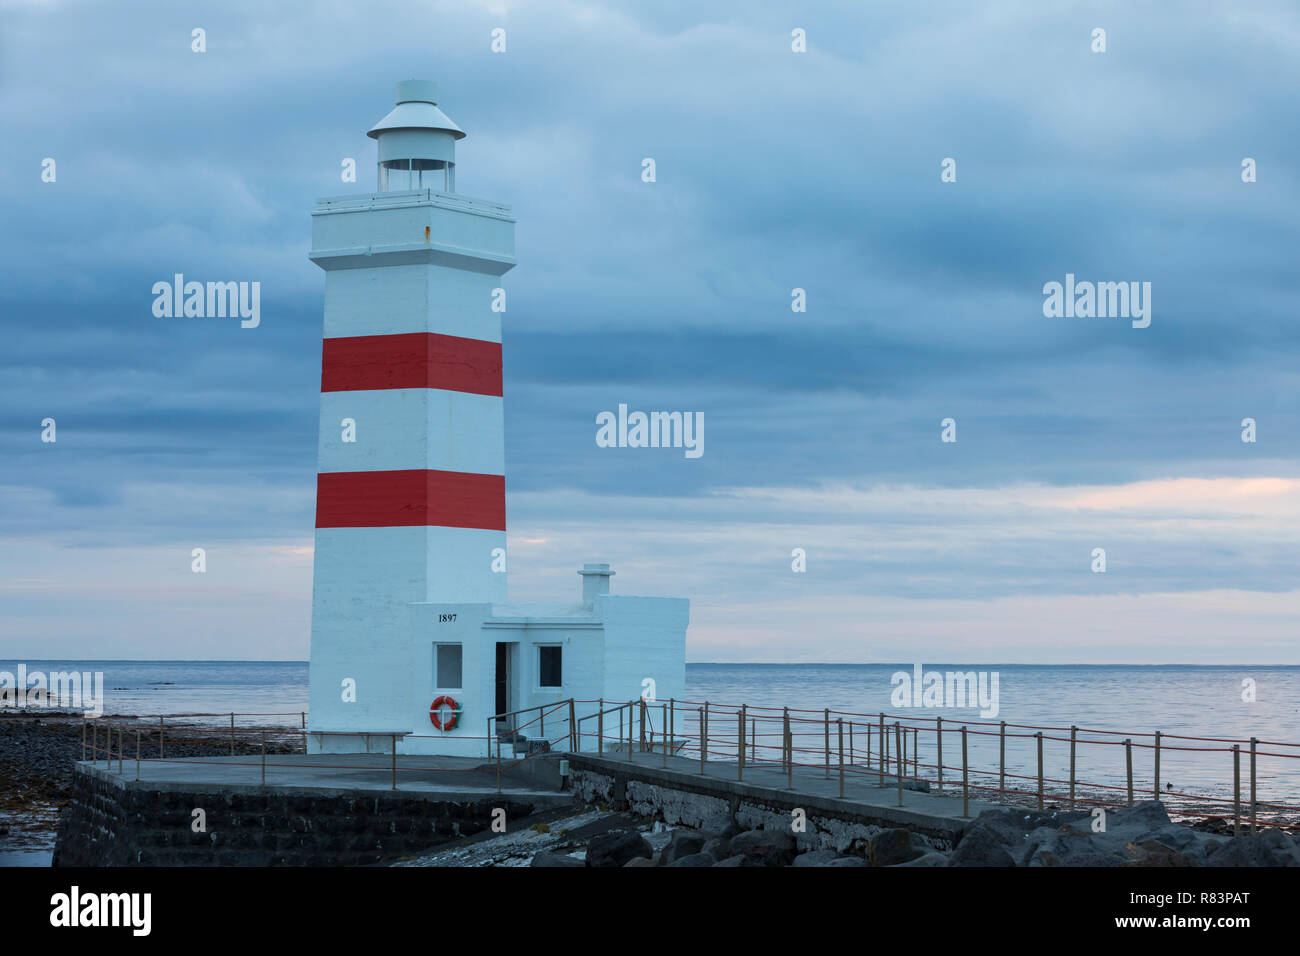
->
[[54, 750, 979, 866], [53, 763, 557, 867], [564, 753, 971, 852]]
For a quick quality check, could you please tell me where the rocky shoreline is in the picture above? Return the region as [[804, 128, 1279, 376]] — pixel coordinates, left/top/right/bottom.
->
[[400, 799, 1300, 868], [524, 801, 1300, 867]]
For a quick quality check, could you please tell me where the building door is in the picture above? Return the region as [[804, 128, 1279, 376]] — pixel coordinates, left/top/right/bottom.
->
[[495, 642, 509, 719]]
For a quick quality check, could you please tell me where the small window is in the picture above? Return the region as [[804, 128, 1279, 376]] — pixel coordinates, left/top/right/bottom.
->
[[538, 646, 562, 688], [435, 644, 462, 689]]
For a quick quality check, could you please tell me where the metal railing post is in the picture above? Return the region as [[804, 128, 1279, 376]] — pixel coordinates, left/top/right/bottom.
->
[[848, 721, 854, 766], [738, 712, 748, 785], [737, 710, 744, 782], [784, 709, 792, 788], [936, 716, 943, 793], [1232, 744, 1241, 837], [663, 703, 669, 767], [1250, 737, 1258, 833], [739, 705, 746, 771], [961, 725, 969, 818], [638, 697, 645, 753], [598, 698, 604, 755], [669, 699, 675, 763], [783, 708, 790, 773], [1069, 725, 1077, 810], [878, 713, 885, 787], [627, 701, 634, 762], [999, 720, 1006, 795], [824, 708, 831, 779], [837, 719, 844, 799], [698, 708, 706, 775], [751, 718, 756, 763], [1154, 730, 1161, 800], [1125, 738, 1133, 806], [497, 735, 502, 793], [895, 722, 903, 807], [901, 722, 908, 779], [702, 701, 709, 767], [780, 723, 790, 790], [884, 716, 891, 775], [1036, 732, 1043, 809]]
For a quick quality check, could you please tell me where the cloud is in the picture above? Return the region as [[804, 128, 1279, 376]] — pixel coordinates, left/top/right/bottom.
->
[[2, 0, 1298, 660]]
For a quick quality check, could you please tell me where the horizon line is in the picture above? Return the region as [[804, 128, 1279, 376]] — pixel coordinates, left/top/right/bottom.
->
[[2, 658, 1298, 668]]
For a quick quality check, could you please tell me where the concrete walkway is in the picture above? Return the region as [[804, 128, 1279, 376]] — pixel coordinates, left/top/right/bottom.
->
[[78, 746, 999, 837], [570, 747, 999, 838], [77, 752, 566, 802]]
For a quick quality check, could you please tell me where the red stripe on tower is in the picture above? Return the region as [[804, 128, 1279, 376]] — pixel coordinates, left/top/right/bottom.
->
[[315, 470, 506, 529], [321, 332, 503, 395]]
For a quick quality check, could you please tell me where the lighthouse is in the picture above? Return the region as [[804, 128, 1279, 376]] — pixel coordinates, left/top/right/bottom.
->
[[306, 81, 688, 757]]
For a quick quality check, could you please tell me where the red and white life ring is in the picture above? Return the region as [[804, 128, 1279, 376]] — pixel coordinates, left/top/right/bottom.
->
[[430, 695, 460, 731]]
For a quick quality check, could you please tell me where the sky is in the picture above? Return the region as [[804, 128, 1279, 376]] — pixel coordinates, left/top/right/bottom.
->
[[2, 0, 1298, 663]]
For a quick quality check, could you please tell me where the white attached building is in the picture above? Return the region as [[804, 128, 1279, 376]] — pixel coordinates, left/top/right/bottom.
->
[[305, 81, 689, 756]]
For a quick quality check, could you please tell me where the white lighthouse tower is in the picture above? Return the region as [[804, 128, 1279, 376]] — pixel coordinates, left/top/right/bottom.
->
[[306, 81, 689, 757]]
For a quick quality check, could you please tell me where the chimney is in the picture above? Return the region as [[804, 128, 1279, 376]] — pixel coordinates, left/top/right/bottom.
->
[[578, 563, 615, 607]]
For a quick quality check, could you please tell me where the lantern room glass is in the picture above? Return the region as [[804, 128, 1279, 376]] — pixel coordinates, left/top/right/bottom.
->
[[379, 158, 454, 192]]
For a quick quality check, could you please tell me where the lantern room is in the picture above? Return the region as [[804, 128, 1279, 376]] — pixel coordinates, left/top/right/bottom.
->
[[367, 79, 464, 193]]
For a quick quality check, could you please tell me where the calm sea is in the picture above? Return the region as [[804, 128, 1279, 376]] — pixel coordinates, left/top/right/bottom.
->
[[0, 660, 308, 728], [4, 659, 1298, 807]]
